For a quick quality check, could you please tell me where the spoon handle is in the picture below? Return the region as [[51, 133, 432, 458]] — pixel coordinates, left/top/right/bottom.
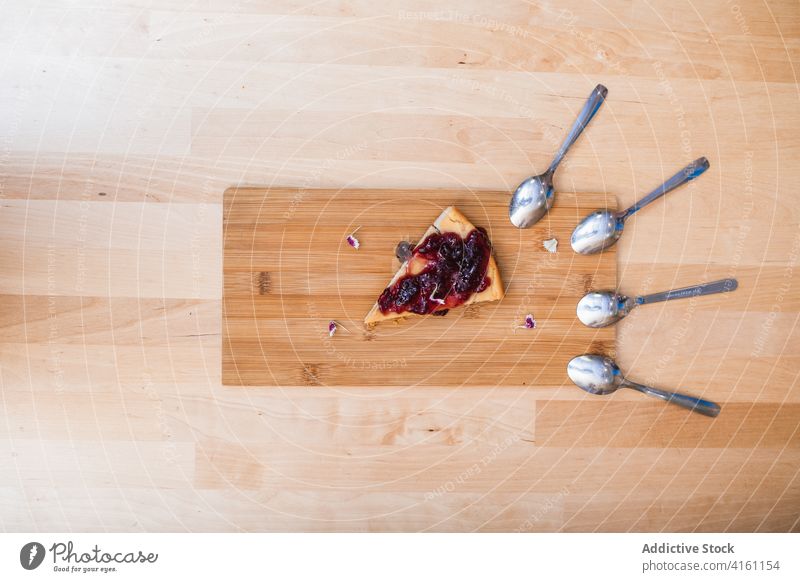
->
[[548, 84, 608, 173], [618, 157, 710, 221], [622, 379, 721, 417], [636, 278, 738, 305]]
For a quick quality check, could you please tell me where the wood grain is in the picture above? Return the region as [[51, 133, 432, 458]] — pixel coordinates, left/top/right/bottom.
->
[[1, 0, 798, 532], [222, 188, 615, 387]]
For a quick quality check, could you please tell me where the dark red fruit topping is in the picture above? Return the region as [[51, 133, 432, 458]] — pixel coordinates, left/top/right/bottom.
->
[[377, 227, 493, 316]]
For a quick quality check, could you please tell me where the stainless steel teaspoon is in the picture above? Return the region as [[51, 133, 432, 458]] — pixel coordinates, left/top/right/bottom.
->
[[570, 157, 710, 254], [509, 84, 608, 228], [567, 354, 721, 417], [576, 278, 738, 328]]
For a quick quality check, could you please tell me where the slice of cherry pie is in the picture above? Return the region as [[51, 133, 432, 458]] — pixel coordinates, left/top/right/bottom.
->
[[364, 206, 504, 324]]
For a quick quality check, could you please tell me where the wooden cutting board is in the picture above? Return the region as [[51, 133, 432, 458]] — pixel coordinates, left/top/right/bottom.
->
[[223, 188, 616, 387]]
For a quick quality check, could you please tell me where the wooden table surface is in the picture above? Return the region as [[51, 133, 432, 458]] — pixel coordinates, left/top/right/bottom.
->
[[1, 0, 798, 532]]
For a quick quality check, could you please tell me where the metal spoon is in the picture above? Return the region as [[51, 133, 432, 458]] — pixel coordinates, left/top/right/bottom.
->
[[577, 278, 738, 328], [509, 84, 608, 228], [570, 157, 710, 254], [567, 354, 721, 417]]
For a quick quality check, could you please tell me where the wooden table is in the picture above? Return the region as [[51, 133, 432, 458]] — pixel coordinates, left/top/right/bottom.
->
[[1, 0, 798, 532]]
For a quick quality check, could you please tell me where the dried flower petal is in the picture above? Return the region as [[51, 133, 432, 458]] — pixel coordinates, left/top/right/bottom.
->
[[543, 238, 558, 253], [514, 314, 537, 333], [395, 240, 414, 262], [346, 226, 361, 250], [328, 320, 350, 337]]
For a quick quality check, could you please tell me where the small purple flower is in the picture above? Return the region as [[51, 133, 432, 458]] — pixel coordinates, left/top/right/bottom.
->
[[346, 226, 361, 250], [328, 320, 349, 337], [514, 314, 536, 332]]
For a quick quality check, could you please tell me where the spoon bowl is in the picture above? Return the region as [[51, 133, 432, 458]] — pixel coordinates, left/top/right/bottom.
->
[[567, 354, 721, 417], [576, 291, 632, 328], [567, 354, 621, 395], [509, 172, 555, 228], [570, 210, 622, 255]]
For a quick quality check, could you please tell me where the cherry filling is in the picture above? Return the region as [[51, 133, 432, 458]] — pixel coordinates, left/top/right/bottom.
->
[[377, 227, 493, 316]]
